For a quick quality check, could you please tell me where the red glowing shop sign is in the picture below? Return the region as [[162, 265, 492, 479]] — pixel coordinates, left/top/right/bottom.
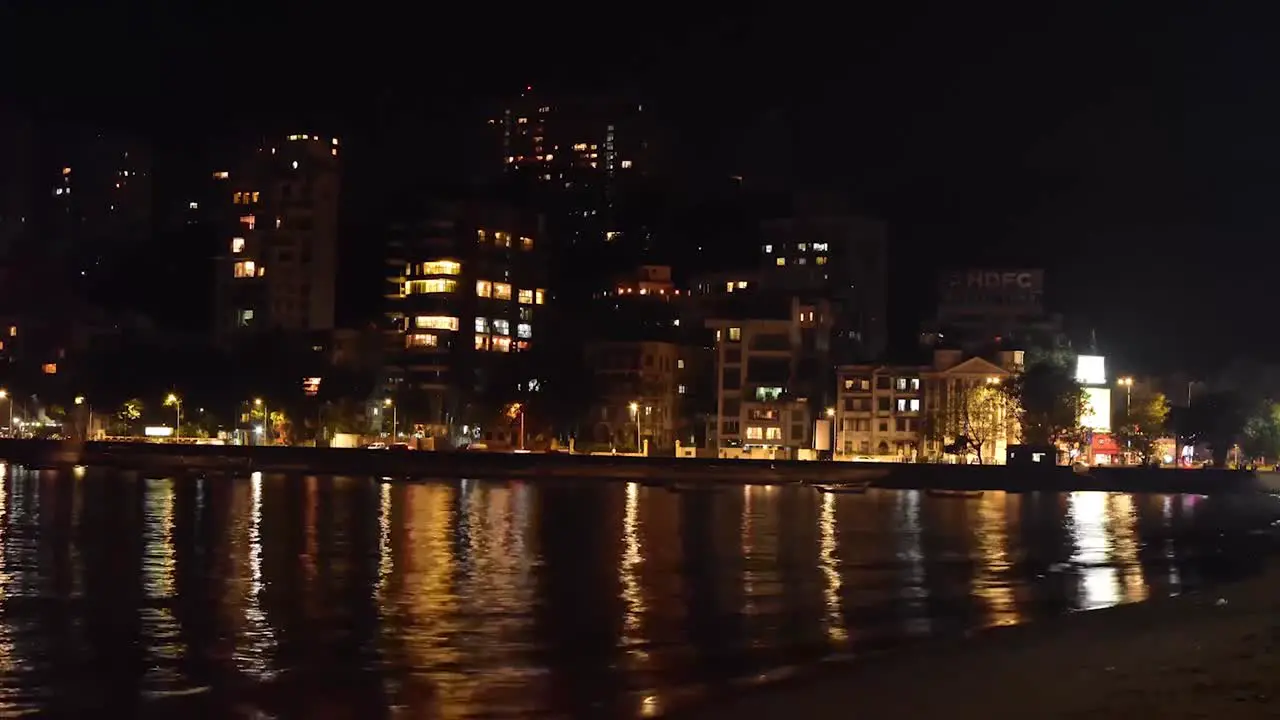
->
[[1091, 433, 1120, 454]]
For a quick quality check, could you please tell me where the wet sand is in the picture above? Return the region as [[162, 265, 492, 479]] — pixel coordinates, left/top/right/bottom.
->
[[674, 565, 1280, 719]]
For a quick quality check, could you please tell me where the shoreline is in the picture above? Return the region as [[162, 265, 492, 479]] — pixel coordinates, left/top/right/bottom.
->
[[0, 438, 1266, 495], [665, 558, 1280, 719]]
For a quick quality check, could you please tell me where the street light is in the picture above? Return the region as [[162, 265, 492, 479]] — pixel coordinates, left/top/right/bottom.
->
[[254, 398, 267, 445], [1118, 377, 1134, 464], [384, 397, 396, 439], [629, 401, 640, 453], [0, 390, 11, 436], [507, 402, 526, 450], [164, 393, 182, 438], [825, 406, 836, 460], [74, 396, 91, 441]]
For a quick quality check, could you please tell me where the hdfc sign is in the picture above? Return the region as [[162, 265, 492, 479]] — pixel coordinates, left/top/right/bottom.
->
[[939, 268, 1044, 313]]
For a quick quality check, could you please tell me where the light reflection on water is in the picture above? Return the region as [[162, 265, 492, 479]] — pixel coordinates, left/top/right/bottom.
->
[[0, 471, 1259, 717]]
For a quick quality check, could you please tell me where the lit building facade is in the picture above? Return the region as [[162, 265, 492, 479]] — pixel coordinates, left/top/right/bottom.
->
[[919, 349, 1022, 463], [213, 134, 340, 340], [707, 297, 832, 459], [383, 202, 547, 436], [836, 349, 1024, 462], [835, 363, 928, 458]]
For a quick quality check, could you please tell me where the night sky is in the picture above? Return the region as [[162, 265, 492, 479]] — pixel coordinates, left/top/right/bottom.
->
[[4, 3, 1280, 373]]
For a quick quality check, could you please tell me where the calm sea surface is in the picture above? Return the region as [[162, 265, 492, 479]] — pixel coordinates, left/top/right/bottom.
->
[[0, 465, 1264, 718]]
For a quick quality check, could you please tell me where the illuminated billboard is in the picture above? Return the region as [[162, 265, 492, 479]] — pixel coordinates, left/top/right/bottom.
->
[[939, 268, 1044, 315], [1076, 355, 1106, 386], [1081, 386, 1112, 432]]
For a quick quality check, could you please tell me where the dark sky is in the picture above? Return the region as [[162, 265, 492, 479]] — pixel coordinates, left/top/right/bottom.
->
[[4, 3, 1280, 373]]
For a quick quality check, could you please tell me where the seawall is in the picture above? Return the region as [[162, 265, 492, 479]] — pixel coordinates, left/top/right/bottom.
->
[[0, 439, 1264, 495]]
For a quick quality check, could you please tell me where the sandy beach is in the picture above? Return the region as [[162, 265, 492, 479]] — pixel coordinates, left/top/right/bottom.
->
[[672, 563, 1280, 719]]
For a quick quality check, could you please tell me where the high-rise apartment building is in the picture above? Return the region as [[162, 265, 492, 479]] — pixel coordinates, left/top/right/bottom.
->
[[0, 110, 34, 259], [492, 88, 656, 279], [383, 201, 548, 438], [213, 134, 340, 341], [759, 194, 888, 362], [497, 89, 649, 187]]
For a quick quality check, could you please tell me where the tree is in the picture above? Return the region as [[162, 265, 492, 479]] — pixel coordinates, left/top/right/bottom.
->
[[112, 398, 144, 436], [1003, 360, 1088, 449], [1240, 401, 1280, 464], [953, 383, 1007, 464], [1114, 391, 1170, 464]]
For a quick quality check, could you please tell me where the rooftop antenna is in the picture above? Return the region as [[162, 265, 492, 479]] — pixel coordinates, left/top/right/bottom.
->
[[1089, 328, 1098, 355]]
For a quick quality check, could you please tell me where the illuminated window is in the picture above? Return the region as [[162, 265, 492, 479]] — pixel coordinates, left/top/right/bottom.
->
[[520, 236, 534, 251], [474, 317, 489, 333], [766, 427, 783, 440], [494, 231, 512, 248], [728, 327, 741, 342], [251, 191, 260, 203], [518, 289, 533, 304], [492, 319, 511, 336], [477, 229, 487, 243], [42, 363, 57, 375], [213, 171, 229, 180], [240, 214, 256, 230], [231, 237, 245, 253], [8, 326, 15, 337], [535, 289, 545, 305], [238, 309, 254, 326], [475, 333, 490, 350], [492, 336, 512, 352], [476, 280, 491, 298], [493, 282, 512, 300], [517, 323, 532, 339], [678, 359, 685, 369], [775, 257, 785, 266], [405, 333, 439, 348], [816, 256, 828, 265], [257, 266, 266, 277], [233, 192, 243, 204], [414, 316, 459, 331], [725, 281, 735, 292], [405, 279, 457, 294], [420, 260, 461, 276], [233, 260, 257, 278], [621, 160, 633, 169], [746, 427, 764, 440], [678, 384, 687, 394], [62, 167, 71, 176], [812, 242, 829, 251]]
